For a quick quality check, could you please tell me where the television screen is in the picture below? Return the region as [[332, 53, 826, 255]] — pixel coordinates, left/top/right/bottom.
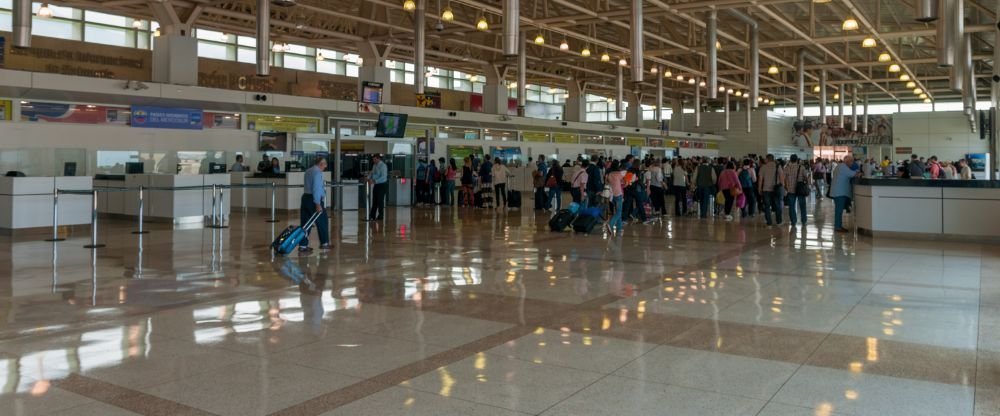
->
[[361, 81, 383, 104], [376, 113, 408, 138], [259, 131, 288, 152]]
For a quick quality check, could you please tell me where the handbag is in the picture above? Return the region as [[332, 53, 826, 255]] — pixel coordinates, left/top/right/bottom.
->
[[545, 176, 557, 188], [715, 190, 725, 205]]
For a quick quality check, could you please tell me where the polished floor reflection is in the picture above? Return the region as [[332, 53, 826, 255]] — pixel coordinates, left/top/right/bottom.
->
[[0, 200, 997, 416]]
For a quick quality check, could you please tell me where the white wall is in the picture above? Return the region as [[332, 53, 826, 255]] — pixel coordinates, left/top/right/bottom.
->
[[765, 114, 803, 160], [892, 111, 988, 162], [671, 110, 768, 157]]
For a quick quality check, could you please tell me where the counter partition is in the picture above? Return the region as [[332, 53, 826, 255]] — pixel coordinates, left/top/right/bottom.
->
[[0, 176, 92, 230], [855, 178, 1000, 239]]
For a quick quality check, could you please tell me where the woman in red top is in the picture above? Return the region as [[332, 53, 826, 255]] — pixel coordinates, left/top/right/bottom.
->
[[716, 161, 743, 221]]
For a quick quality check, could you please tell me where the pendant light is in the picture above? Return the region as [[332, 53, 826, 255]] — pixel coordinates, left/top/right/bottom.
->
[[920, 93, 928, 99], [581, 46, 591, 57], [37, 3, 53, 17], [688, 77, 696, 85], [923, 98, 931, 103], [403, 0, 416, 11], [888, 64, 901, 72], [913, 88, 923, 95], [663, 69, 672, 78], [861, 37, 876, 48], [618, 58, 627, 66], [441, 5, 454, 21], [650, 67, 658, 74], [906, 81, 916, 88], [533, 33, 545, 45], [768, 64, 780, 75], [559, 39, 569, 51], [813, 85, 821, 93], [476, 15, 488, 31], [842, 18, 859, 31], [899, 74, 911, 81], [600, 52, 610, 62], [878, 52, 891, 62]]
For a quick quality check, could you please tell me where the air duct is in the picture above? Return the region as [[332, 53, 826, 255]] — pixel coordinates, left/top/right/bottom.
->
[[746, 95, 752, 133], [12, 0, 30, 48], [415, 0, 426, 94], [707, 10, 718, 99], [937, 0, 955, 67], [965, 32, 976, 118], [916, 0, 939, 22], [796, 49, 806, 120], [838, 87, 845, 128], [851, 85, 858, 131], [820, 70, 827, 121], [630, 0, 643, 84], [655, 65, 663, 122], [256, 0, 270, 75], [616, 65, 624, 119], [517, 31, 526, 116], [724, 89, 730, 131], [503, 0, 519, 56], [949, 0, 964, 91], [695, 81, 701, 127]]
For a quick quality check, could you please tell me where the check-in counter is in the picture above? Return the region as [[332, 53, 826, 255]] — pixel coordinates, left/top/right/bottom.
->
[[0, 176, 92, 229], [855, 178, 1000, 238], [387, 177, 412, 206], [95, 174, 230, 223], [233, 172, 332, 210]]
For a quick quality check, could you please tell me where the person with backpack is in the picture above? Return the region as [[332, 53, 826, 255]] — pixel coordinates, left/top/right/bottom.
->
[[545, 159, 564, 211], [738, 159, 757, 218], [784, 154, 811, 226], [758, 154, 786, 227], [605, 160, 626, 234], [415, 160, 429, 206], [585, 157, 604, 206]]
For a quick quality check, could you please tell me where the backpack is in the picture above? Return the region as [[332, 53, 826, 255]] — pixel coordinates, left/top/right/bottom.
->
[[416, 164, 427, 181], [738, 169, 753, 189], [586, 165, 603, 193]]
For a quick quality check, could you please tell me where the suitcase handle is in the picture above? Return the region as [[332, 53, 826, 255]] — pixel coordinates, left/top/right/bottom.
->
[[302, 210, 323, 231]]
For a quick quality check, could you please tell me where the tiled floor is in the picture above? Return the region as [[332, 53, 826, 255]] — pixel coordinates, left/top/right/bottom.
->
[[0, 198, 998, 415]]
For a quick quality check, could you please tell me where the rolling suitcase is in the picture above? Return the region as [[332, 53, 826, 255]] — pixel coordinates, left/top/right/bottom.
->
[[548, 209, 575, 232], [272, 211, 322, 256], [507, 190, 522, 208], [572, 215, 600, 234]]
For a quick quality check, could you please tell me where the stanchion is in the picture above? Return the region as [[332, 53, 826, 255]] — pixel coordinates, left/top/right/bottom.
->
[[214, 185, 229, 228], [132, 185, 149, 235], [209, 183, 218, 227], [364, 182, 371, 221], [207, 184, 228, 229], [265, 182, 279, 223], [45, 188, 65, 242], [83, 189, 105, 249]]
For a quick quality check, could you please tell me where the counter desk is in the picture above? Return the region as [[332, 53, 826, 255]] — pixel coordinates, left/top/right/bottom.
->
[[231, 172, 332, 211], [855, 178, 1000, 239], [0, 176, 92, 230], [94, 174, 230, 224]]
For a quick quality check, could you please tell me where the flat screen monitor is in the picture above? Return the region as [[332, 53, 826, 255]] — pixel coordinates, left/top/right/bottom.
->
[[208, 163, 226, 174], [375, 112, 408, 138], [285, 161, 303, 172], [125, 162, 144, 174], [63, 162, 77, 177], [259, 131, 288, 152], [361, 81, 383, 104]]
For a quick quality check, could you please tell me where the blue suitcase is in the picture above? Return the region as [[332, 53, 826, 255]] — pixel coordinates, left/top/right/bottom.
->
[[272, 211, 322, 256]]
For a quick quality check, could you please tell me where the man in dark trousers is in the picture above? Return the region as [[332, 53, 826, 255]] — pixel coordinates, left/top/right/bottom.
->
[[367, 154, 388, 221], [298, 157, 330, 253]]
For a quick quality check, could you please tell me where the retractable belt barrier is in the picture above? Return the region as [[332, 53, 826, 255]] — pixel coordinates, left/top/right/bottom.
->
[[49, 182, 370, 248]]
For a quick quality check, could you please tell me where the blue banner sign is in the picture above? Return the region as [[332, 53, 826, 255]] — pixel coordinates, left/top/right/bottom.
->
[[131, 106, 203, 129]]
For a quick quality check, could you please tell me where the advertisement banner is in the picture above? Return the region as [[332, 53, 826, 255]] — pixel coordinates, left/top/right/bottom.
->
[[553, 133, 578, 144], [490, 146, 522, 161], [203, 112, 240, 129], [793, 115, 893, 148], [627, 137, 646, 147], [131, 106, 203, 129], [246, 114, 320, 133], [416, 92, 442, 109], [21, 102, 130, 125]]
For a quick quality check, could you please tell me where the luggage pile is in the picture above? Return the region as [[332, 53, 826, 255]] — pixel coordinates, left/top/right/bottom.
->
[[548, 203, 604, 234]]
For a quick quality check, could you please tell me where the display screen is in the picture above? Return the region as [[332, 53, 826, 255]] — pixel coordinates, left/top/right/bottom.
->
[[259, 131, 288, 151], [375, 113, 408, 138], [362, 81, 383, 104]]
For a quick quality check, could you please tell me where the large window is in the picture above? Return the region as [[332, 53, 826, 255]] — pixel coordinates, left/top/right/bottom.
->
[[0, 2, 152, 46], [585, 94, 627, 122]]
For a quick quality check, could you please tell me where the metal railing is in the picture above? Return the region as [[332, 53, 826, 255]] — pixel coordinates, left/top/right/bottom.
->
[[46, 181, 369, 248]]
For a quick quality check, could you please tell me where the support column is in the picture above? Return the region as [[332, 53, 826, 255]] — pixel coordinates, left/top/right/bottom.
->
[[626, 92, 643, 128], [152, 23, 197, 85], [482, 64, 509, 115], [357, 42, 392, 104], [563, 80, 586, 122]]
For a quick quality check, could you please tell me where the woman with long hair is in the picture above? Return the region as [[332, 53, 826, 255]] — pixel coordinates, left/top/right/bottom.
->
[[460, 157, 474, 206]]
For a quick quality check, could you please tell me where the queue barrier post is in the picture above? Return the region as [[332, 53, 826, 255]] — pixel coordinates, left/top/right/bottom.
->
[[83, 189, 105, 249], [45, 188, 65, 242], [216, 185, 228, 228], [265, 182, 279, 223], [132, 185, 148, 235]]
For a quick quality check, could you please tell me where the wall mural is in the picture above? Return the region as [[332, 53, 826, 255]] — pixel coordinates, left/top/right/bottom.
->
[[792, 115, 893, 148]]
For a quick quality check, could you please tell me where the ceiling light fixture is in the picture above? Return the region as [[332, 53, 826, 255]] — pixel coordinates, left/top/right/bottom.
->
[[920, 93, 928, 99], [913, 87, 923, 94], [715, 40, 721, 50], [581, 46, 591, 57], [924, 98, 931, 103], [861, 37, 876, 48], [727, 89, 734, 94], [842, 17, 859, 31], [534, 33, 545, 44], [600, 52, 610, 62], [878, 52, 891, 62], [813, 85, 821, 93], [37, 3, 53, 17], [734, 90, 743, 97], [676, 74, 684, 81], [618, 58, 627, 66], [476, 15, 488, 31], [718, 86, 727, 92], [559, 39, 569, 50], [888, 64, 901, 72], [664, 69, 672, 78], [606, 97, 614, 103], [833, 93, 840, 99], [906, 81, 916, 88], [699, 80, 706, 87], [403, 0, 416, 11], [132, 20, 142, 29], [899, 74, 911, 81], [650, 66, 658, 74], [153, 28, 161, 37], [768, 65, 779, 75], [317, 53, 325, 61], [688, 78, 697, 85], [441, 6, 454, 21], [769, 99, 776, 105]]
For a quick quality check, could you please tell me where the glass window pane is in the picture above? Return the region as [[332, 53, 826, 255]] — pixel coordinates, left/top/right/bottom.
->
[[198, 41, 233, 60], [283, 54, 311, 70], [0, 11, 11, 32], [237, 47, 255, 63], [33, 18, 80, 40], [34, 3, 79, 19], [85, 24, 134, 47], [286, 44, 308, 54], [0, 0, 11, 9], [196, 28, 233, 43], [85, 10, 126, 26], [346, 64, 359, 77]]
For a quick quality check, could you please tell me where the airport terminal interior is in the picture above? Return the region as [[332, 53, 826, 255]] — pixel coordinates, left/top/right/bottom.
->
[[2, 0, 1000, 415]]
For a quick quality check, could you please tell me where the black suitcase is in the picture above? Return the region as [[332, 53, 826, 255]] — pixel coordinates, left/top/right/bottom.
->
[[572, 215, 600, 234], [474, 190, 485, 208], [507, 190, 522, 208], [548, 210, 575, 232]]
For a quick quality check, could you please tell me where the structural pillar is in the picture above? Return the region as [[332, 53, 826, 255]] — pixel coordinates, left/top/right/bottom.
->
[[357, 42, 392, 104], [563, 80, 586, 122], [482, 64, 509, 115], [151, 24, 198, 85], [626, 92, 643, 128]]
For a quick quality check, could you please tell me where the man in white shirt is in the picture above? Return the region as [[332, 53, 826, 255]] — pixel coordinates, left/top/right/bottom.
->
[[230, 155, 247, 172], [671, 161, 688, 216], [570, 160, 590, 205]]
